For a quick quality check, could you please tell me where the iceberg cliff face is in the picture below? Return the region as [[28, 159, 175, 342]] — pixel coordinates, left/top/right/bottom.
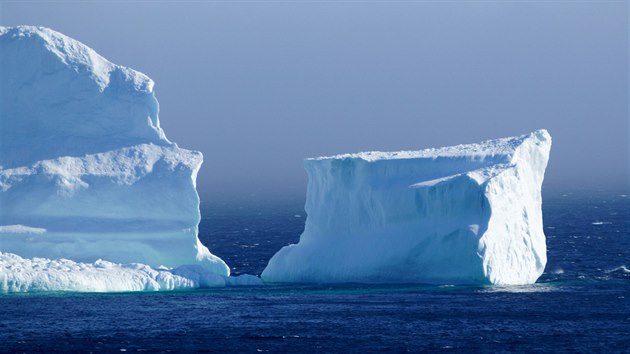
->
[[0, 26, 229, 290], [262, 130, 552, 285]]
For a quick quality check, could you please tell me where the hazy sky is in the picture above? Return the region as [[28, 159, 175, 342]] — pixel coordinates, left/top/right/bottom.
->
[[1, 1, 628, 199]]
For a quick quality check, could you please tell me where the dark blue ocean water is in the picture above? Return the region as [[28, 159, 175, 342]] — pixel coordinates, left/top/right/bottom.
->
[[1, 191, 629, 352]]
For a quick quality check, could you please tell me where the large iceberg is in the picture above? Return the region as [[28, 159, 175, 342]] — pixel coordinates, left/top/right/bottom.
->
[[0, 26, 233, 291], [263, 130, 552, 285]]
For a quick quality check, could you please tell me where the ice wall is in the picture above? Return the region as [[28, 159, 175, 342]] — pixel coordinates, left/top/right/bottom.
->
[[262, 130, 552, 285], [0, 26, 229, 280]]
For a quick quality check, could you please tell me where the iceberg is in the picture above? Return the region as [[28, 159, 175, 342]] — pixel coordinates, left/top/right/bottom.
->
[[0, 26, 233, 292], [262, 130, 552, 285]]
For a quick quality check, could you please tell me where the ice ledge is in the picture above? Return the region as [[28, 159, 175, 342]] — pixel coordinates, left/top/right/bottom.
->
[[0, 143, 203, 192], [0, 252, 262, 293], [309, 129, 550, 162]]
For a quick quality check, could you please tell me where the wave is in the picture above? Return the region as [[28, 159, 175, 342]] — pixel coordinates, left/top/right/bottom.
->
[[604, 265, 630, 274]]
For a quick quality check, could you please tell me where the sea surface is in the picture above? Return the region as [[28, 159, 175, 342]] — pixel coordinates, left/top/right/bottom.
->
[[1, 190, 629, 352]]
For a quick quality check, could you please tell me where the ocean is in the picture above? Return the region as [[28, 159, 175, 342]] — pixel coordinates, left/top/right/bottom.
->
[[1, 190, 628, 352]]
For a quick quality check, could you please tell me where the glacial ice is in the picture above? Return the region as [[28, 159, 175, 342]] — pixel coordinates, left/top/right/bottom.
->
[[0, 26, 234, 292], [0, 25, 553, 292], [0, 252, 224, 292], [262, 130, 552, 285], [0, 250, 263, 293]]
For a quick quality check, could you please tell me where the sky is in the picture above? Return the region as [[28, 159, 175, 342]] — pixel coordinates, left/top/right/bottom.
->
[[1, 1, 628, 199]]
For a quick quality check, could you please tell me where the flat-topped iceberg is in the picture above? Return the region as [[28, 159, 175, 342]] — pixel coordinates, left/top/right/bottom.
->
[[263, 130, 552, 285], [0, 26, 233, 292]]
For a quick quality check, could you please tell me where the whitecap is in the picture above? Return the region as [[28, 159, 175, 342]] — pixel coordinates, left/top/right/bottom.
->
[[0, 225, 47, 234], [591, 221, 612, 225], [549, 268, 564, 275], [478, 283, 559, 293], [604, 266, 630, 274]]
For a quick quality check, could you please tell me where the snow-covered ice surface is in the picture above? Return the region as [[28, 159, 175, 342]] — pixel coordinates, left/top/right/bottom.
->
[[0, 26, 241, 292], [263, 130, 552, 285]]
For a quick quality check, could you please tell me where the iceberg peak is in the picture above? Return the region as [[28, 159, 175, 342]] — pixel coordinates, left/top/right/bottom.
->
[[0, 25, 168, 168]]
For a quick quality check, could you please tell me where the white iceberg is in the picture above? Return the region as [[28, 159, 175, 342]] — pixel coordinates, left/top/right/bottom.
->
[[262, 130, 552, 285], [0, 26, 233, 292]]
